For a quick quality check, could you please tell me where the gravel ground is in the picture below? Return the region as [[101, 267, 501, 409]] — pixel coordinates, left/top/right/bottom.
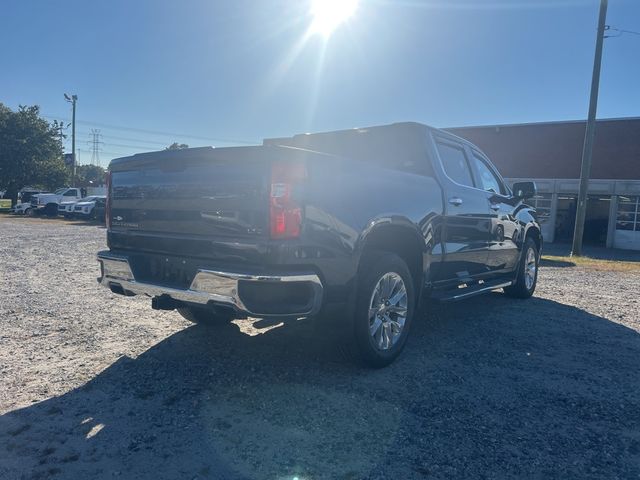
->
[[0, 216, 639, 480]]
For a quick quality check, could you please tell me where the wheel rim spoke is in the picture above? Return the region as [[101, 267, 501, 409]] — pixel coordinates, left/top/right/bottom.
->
[[389, 318, 403, 335], [387, 305, 407, 316], [370, 316, 383, 336], [368, 272, 409, 351], [524, 247, 536, 289], [388, 287, 407, 307], [383, 275, 393, 298], [382, 323, 390, 349]]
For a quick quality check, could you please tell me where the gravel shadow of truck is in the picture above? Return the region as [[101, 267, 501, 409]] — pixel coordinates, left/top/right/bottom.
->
[[1, 295, 639, 480]]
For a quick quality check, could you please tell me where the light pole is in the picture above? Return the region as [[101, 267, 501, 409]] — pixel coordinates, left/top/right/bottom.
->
[[64, 93, 78, 187], [571, 0, 608, 256]]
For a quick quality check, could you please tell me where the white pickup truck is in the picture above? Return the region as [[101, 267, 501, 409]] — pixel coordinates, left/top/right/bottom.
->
[[31, 187, 83, 217]]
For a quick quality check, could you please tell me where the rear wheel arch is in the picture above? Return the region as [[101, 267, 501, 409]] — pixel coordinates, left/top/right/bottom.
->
[[357, 221, 425, 296]]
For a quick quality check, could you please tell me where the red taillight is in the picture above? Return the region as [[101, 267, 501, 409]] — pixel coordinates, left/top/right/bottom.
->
[[270, 161, 305, 239], [105, 171, 112, 229]]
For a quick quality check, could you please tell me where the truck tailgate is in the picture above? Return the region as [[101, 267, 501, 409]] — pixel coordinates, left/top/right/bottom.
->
[[110, 147, 269, 239]]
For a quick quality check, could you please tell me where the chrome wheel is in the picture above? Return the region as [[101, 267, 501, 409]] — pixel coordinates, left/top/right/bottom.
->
[[368, 272, 408, 351], [524, 247, 537, 290]]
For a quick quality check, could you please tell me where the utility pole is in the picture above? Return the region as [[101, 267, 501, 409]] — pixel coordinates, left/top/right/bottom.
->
[[571, 0, 608, 257], [90, 129, 103, 166], [64, 94, 78, 187]]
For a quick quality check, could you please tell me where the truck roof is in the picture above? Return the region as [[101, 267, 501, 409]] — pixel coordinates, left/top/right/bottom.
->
[[263, 121, 430, 146], [263, 122, 441, 165], [108, 122, 474, 171]]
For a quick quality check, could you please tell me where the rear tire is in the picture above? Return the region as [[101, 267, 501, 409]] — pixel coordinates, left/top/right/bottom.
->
[[350, 252, 415, 368], [24, 208, 33, 217], [504, 237, 538, 299], [177, 306, 234, 325]]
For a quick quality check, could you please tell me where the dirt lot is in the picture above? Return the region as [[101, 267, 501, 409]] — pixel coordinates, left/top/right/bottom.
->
[[0, 216, 639, 479]]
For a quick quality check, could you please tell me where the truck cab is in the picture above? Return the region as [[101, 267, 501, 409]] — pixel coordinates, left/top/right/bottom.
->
[[32, 187, 83, 217]]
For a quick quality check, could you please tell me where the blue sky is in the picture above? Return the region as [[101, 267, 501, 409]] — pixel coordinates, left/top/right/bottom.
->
[[2, 0, 639, 165]]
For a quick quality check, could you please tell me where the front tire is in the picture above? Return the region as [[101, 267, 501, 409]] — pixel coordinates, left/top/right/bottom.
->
[[504, 237, 538, 299], [351, 252, 415, 368]]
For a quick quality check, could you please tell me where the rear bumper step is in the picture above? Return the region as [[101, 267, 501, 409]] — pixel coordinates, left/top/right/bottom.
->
[[97, 251, 323, 317]]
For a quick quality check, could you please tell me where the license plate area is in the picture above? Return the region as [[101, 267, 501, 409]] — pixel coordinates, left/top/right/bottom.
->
[[129, 254, 199, 289]]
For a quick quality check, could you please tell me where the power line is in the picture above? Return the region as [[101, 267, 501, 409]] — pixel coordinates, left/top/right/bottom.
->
[[79, 148, 123, 157], [42, 114, 258, 145], [72, 131, 172, 147], [65, 131, 174, 150], [56, 123, 241, 151], [617, 29, 640, 36], [104, 142, 162, 150], [72, 133, 227, 157], [99, 134, 175, 146], [79, 148, 139, 159], [605, 25, 640, 38], [82, 141, 160, 153]]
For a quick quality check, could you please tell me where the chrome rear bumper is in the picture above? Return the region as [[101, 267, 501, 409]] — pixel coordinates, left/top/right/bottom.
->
[[97, 251, 323, 317]]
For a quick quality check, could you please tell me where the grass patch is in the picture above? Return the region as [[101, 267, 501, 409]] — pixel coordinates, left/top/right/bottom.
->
[[542, 255, 640, 273]]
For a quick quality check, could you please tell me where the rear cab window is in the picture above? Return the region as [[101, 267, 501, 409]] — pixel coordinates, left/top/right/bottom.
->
[[273, 125, 436, 178]]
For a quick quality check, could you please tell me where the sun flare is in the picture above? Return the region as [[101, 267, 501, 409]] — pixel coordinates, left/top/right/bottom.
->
[[309, 0, 358, 37]]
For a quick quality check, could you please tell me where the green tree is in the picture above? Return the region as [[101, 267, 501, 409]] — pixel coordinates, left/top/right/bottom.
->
[[0, 103, 68, 202], [76, 164, 106, 187], [166, 142, 189, 150]]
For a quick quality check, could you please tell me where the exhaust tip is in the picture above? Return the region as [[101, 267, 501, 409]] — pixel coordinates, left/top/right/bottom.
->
[[151, 295, 178, 311], [109, 283, 126, 295]]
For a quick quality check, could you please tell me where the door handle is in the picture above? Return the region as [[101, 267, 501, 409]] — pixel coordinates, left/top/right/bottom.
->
[[489, 204, 501, 211], [448, 197, 463, 207]]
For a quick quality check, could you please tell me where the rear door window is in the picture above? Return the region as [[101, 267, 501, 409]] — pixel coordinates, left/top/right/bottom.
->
[[436, 142, 474, 187]]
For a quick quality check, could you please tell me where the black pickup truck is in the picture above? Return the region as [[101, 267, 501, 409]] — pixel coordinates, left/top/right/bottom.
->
[[98, 122, 541, 367]]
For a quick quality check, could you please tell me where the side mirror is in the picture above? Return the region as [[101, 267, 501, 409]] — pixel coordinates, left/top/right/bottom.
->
[[512, 181, 536, 200]]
